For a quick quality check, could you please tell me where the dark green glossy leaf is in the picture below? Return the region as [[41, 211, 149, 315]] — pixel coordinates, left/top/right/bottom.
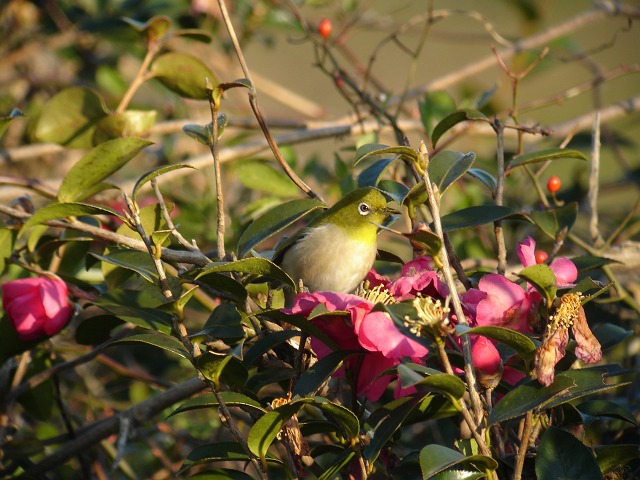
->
[[292, 350, 351, 397], [242, 329, 299, 367], [247, 398, 310, 461], [197, 352, 248, 390], [457, 325, 538, 361], [195, 272, 248, 304], [92, 249, 158, 283], [509, 148, 588, 171], [531, 202, 578, 239], [594, 444, 640, 474], [58, 137, 152, 203], [570, 255, 618, 273], [440, 205, 528, 231], [357, 157, 397, 187], [132, 164, 195, 200], [0, 315, 41, 365], [419, 444, 498, 479], [488, 376, 575, 425], [419, 91, 456, 137], [377, 180, 410, 203], [193, 303, 246, 340], [576, 399, 638, 424], [544, 368, 630, 409], [591, 322, 632, 351], [363, 396, 421, 464], [113, 333, 188, 358], [427, 150, 476, 195], [34, 87, 108, 148], [93, 110, 156, 144], [74, 313, 123, 345], [97, 303, 173, 334], [245, 367, 294, 394], [535, 426, 601, 480], [466, 168, 497, 193], [317, 449, 357, 480], [518, 264, 557, 307], [196, 258, 295, 290], [20, 202, 125, 233], [151, 52, 217, 99], [259, 309, 337, 350], [234, 160, 300, 198], [311, 397, 360, 440], [169, 392, 266, 418], [432, 109, 488, 147], [237, 198, 325, 259], [354, 144, 418, 166], [180, 442, 282, 474], [430, 470, 486, 480], [186, 468, 254, 480], [403, 227, 442, 257]]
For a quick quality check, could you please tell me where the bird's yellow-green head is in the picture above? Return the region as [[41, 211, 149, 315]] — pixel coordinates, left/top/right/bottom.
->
[[278, 187, 398, 293]]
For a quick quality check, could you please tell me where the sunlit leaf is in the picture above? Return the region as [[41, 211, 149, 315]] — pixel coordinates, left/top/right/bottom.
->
[[20, 202, 125, 233], [93, 110, 156, 144], [150, 52, 217, 99], [113, 333, 189, 359], [58, 137, 152, 202], [169, 392, 266, 418], [595, 444, 640, 474], [509, 148, 588, 171], [457, 325, 538, 361], [427, 150, 476, 195], [197, 352, 248, 390], [354, 144, 418, 166], [518, 263, 557, 307], [431, 109, 488, 147], [440, 205, 528, 231], [419, 444, 497, 479], [132, 164, 195, 200], [196, 258, 295, 290], [233, 160, 300, 198], [122, 15, 172, 40]]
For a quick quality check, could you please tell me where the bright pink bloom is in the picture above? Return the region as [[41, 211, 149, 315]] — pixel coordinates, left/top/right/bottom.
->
[[2, 277, 73, 341], [283, 291, 428, 401], [365, 256, 448, 301], [517, 236, 577, 288]]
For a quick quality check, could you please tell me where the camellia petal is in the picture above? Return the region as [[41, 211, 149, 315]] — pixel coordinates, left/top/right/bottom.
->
[[354, 310, 428, 358], [549, 257, 578, 288]]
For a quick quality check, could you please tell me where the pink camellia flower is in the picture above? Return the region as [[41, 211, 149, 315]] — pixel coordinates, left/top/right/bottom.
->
[[2, 276, 73, 341], [365, 256, 448, 302], [283, 291, 428, 401], [517, 236, 577, 288]]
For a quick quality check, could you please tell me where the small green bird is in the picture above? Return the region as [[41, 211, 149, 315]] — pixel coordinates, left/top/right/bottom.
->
[[274, 187, 399, 293]]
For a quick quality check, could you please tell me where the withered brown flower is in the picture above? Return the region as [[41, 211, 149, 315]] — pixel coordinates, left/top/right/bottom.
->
[[534, 293, 602, 386]]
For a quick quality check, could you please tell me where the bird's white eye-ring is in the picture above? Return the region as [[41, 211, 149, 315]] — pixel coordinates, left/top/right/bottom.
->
[[358, 202, 371, 216]]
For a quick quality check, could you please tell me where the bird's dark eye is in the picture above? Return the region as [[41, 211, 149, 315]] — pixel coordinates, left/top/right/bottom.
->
[[358, 202, 371, 216]]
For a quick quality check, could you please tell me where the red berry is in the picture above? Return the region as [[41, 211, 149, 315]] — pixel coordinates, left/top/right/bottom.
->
[[318, 18, 332, 39], [534, 250, 548, 264], [546, 176, 561, 193]]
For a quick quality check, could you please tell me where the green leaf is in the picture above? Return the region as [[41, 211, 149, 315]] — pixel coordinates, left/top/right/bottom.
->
[[427, 150, 476, 195], [576, 399, 638, 425], [20, 202, 125, 234], [311, 397, 361, 440], [570, 255, 618, 273], [0, 228, 16, 275], [430, 470, 486, 480], [440, 205, 528, 231], [0, 315, 41, 364], [413, 371, 466, 409], [431, 109, 488, 147], [92, 249, 158, 283], [509, 148, 588, 171], [93, 110, 157, 144], [247, 398, 309, 461], [419, 91, 456, 137], [169, 392, 266, 418], [122, 15, 171, 40], [180, 442, 282, 474], [183, 123, 212, 145], [531, 202, 578, 239], [237, 198, 325, 259], [357, 157, 397, 188], [243, 330, 300, 367], [233, 160, 300, 198], [353, 144, 418, 166], [457, 325, 537, 361], [34, 87, 108, 148], [192, 303, 246, 339], [196, 258, 295, 289], [260, 309, 337, 350], [591, 322, 632, 351], [58, 137, 152, 203], [317, 450, 357, 480], [364, 397, 421, 464], [419, 444, 498, 479], [0, 108, 24, 139], [150, 52, 217, 99], [193, 272, 248, 304], [197, 352, 248, 390], [113, 333, 189, 359], [186, 468, 254, 480], [518, 264, 557, 306], [488, 376, 575, 425], [97, 303, 173, 334], [132, 164, 195, 200], [535, 426, 601, 480], [292, 350, 351, 397], [466, 168, 497, 193], [544, 368, 630, 409], [595, 444, 640, 474]]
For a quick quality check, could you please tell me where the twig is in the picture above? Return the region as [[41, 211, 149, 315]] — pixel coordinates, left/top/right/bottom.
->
[[22, 376, 207, 477], [491, 118, 507, 275], [589, 111, 605, 246], [216, 0, 321, 203], [150, 178, 200, 252], [512, 410, 533, 480]]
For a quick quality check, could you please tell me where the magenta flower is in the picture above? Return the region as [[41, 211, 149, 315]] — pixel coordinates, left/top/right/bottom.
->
[[2, 276, 73, 341], [517, 236, 577, 288], [365, 256, 448, 302], [283, 291, 428, 401]]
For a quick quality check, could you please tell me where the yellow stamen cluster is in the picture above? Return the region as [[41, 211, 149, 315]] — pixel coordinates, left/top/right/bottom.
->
[[548, 293, 583, 334], [355, 283, 397, 305], [403, 295, 451, 337]]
